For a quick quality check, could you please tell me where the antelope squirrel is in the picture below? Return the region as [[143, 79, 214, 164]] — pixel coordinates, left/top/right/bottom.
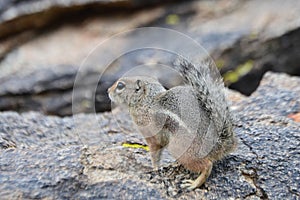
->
[[108, 58, 237, 190]]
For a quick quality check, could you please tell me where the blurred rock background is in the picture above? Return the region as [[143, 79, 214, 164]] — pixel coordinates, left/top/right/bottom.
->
[[0, 0, 299, 116]]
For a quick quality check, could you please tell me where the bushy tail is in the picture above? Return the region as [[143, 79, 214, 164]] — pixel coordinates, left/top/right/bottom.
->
[[173, 57, 233, 139]]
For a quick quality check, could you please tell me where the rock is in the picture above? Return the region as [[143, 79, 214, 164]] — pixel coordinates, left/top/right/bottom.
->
[[0, 66, 112, 115], [138, 0, 300, 94], [232, 72, 300, 199], [0, 72, 299, 199], [0, 0, 177, 39], [1, 0, 300, 115], [207, 0, 300, 94], [0, 5, 169, 115]]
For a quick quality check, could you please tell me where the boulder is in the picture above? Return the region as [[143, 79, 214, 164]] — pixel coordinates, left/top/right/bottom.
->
[[0, 72, 299, 199], [0, 0, 300, 115]]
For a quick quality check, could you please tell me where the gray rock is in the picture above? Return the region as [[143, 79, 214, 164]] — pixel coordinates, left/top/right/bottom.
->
[[0, 72, 299, 199], [1, 0, 300, 115], [0, 66, 112, 115], [0, 0, 175, 39]]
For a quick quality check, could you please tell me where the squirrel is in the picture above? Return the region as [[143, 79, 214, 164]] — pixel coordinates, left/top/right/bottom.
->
[[108, 57, 237, 190]]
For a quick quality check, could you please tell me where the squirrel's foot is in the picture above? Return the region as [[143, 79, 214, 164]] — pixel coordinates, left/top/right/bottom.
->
[[149, 147, 162, 172], [181, 179, 199, 190], [181, 160, 213, 190], [152, 165, 159, 172]]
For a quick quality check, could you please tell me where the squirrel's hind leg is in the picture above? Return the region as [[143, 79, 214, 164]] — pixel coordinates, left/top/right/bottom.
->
[[145, 137, 163, 171], [149, 149, 162, 171], [181, 159, 213, 190]]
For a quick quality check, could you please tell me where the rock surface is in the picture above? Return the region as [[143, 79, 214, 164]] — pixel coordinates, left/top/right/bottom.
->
[[0, 72, 299, 199], [0, 0, 175, 39], [1, 0, 300, 115]]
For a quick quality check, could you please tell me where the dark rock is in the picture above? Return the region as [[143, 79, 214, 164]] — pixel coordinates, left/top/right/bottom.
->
[[0, 72, 299, 199], [219, 27, 300, 95], [187, 0, 300, 95], [1, 0, 300, 115], [145, 0, 300, 94], [0, 0, 181, 115], [232, 72, 300, 199], [143, 0, 300, 95], [0, 66, 111, 116], [0, 0, 181, 39], [0, 56, 182, 115]]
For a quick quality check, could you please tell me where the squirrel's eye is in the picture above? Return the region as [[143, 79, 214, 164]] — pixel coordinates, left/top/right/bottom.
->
[[116, 81, 125, 91]]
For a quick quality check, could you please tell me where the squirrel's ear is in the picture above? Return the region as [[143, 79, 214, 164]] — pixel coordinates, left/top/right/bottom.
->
[[135, 80, 143, 91]]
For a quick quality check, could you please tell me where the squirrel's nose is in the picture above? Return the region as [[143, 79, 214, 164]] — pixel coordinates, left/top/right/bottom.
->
[[108, 81, 118, 93], [107, 84, 114, 94], [107, 87, 112, 93], [107, 84, 116, 101]]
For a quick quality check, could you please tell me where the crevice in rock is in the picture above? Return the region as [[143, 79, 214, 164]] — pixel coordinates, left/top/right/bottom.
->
[[241, 167, 268, 199], [239, 136, 258, 159], [251, 168, 268, 199], [287, 186, 300, 197], [239, 136, 269, 199]]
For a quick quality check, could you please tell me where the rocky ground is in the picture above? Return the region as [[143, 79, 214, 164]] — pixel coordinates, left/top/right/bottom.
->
[[1, 0, 300, 199], [0, 72, 299, 199]]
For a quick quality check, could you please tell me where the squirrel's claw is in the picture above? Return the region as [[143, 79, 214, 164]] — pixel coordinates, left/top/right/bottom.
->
[[152, 165, 159, 172], [181, 179, 198, 190], [181, 160, 213, 190], [181, 176, 206, 191]]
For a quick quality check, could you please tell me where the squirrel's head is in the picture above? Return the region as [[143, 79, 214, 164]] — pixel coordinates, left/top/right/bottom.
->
[[108, 76, 165, 107]]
